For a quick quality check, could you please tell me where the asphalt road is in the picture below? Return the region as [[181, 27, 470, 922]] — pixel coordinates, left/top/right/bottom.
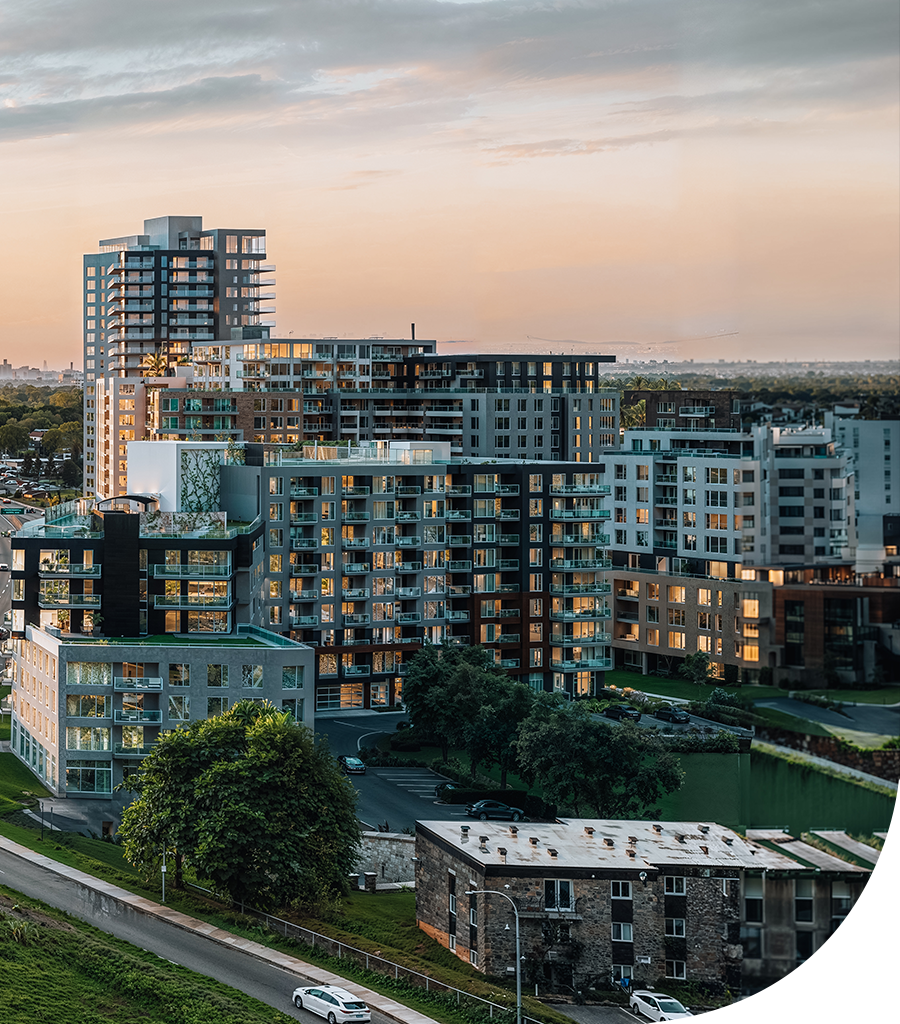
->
[[755, 697, 900, 737], [0, 846, 399, 1024]]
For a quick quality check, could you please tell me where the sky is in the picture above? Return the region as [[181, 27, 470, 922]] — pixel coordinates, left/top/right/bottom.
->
[[0, 0, 897, 366]]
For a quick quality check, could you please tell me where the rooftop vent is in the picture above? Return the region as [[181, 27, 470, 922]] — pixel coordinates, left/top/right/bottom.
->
[[479, 835, 489, 847], [723, 837, 734, 846], [497, 847, 508, 861], [700, 845, 709, 856], [698, 824, 710, 834], [604, 838, 614, 847], [652, 824, 663, 833], [675, 834, 685, 843], [584, 827, 595, 836], [628, 836, 638, 845], [547, 848, 558, 858], [529, 837, 540, 846], [509, 825, 519, 836], [461, 825, 470, 835]]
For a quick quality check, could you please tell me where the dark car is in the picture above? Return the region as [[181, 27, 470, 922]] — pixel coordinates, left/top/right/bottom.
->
[[465, 799, 524, 822], [604, 704, 642, 722], [654, 704, 691, 724], [435, 781, 457, 799], [337, 755, 367, 774]]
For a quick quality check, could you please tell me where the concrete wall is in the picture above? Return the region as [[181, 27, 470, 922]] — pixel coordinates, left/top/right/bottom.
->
[[355, 831, 416, 883], [741, 995, 900, 1019]]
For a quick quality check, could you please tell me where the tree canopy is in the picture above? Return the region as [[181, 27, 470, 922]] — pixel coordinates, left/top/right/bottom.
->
[[516, 698, 684, 818], [118, 700, 359, 909]]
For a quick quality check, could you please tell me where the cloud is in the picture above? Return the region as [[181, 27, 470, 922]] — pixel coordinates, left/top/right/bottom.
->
[[326, 168, 403, 190]]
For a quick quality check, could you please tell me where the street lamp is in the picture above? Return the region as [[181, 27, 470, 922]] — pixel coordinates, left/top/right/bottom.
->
[[466, 888, 522, 1024]]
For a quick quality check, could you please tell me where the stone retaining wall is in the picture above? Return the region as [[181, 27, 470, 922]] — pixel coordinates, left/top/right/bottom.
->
[[355, 831, 416, 883], [755, 727, 900, 782]]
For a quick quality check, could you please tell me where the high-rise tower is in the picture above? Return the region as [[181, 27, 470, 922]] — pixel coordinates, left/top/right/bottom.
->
[[83, 216, 273, 497]]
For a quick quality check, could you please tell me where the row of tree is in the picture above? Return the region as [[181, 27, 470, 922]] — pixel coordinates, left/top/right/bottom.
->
[[0, 384, 83, 456], [401, 645, 683, 819]]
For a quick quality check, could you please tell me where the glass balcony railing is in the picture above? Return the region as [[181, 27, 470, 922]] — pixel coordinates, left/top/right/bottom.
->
[[114, 677, 163, 691], [114, 709, 162, 724]]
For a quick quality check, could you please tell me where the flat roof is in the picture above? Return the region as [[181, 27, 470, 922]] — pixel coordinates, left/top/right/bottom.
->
[[418, 819, 805, 872]]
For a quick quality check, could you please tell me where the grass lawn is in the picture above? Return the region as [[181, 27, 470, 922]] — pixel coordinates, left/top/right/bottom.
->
[[0, 887, 297, 1024], [604, 669, 783, 704], [804, 686, 900, 705], [0, 753, 50, 814], [752, 707, 832, 737]]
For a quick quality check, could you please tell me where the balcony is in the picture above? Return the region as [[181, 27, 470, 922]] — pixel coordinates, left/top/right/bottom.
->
[[550, 484, 611, 495], [290, 615, 319, 627], [343, 614, 371, 626], [555, 533, 609, 545], [114, 709, 163, 724], [497, 509, 520, 521], [448, 585, 472, 596], [342, 588, 370, 599], [344, 512, 370, 522], [550, 558, 611, 570], [38, 593, 101, 608], [343, 563, 369, 574], [679, 406, 716, 416], [494, 633, 520, 644], [616, 588, 640, 598], [113, 745, 156, 759], [550, 633, 612, 646], [498, 559, 519, 570], [499, 658, 520, 669], [655, 475, 678, 484], [550, 609, 612, 621], [449, 536, 472, 546], [447, 485, 472, 496], [448, 610, 470, 621], [499, 533, 520, 544], [290, 590, 319, 602], [343, 665, 371, 676], [291, 564, 319, 575], [654, 519, 678, 529], [342, 486, 370, 497], [497, 484, 519, 495], [444, 636, 470, 646], [397, 511, 421, 521], [397, 587, 421, 598], [498, 608, 520, 618], [291, 487, 319, 498], [655, 537, 678, 549], [446, 511, 472, 522], [656, 497, 678, 506], [397, 561, 422, 572], [498, 583, 519, 593], [114, 677, 163, 691], [290, 513, 318, 524], [550, 509, 611, 520], [551, 658, 614, 671], [153, 595, 231, 608], [448, 560, 472, 572], [397, 485, 422, 496], [551, 583, 612, 595], [397, 536, 421, 547], [397, 612, 421, 623], [151, 564, 231, 579], [342, 538, 370, 549], [38, 563, 102, 577]]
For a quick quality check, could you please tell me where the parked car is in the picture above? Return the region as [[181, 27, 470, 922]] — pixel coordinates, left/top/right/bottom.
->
[[435, 781, 457, 799], [337, 755, 367, 774], [604, 704, 642, 722], [465, 799, 524, 822], [629, 990, 693, 1020], [292, 985, 371, 1023], [654, 704, 691, 724], [0, 564, 8, 572]]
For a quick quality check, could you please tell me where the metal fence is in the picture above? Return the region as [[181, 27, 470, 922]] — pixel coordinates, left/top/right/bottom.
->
[[186, 883, 544, 1023]]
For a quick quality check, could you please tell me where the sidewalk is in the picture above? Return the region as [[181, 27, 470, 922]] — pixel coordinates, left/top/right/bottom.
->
[[0, 833, 439, 1024]]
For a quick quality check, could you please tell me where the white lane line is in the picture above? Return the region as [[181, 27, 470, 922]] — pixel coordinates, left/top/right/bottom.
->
[[356, 730, 384, 750]]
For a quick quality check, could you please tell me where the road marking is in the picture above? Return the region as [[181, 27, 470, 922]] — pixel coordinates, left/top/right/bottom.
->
[[356, 730, 384, 750]]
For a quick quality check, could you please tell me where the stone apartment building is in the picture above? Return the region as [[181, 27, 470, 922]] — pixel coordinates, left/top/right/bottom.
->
[[415, 819, 869, 996]]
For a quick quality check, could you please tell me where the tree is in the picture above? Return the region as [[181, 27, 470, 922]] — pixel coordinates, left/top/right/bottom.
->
[[679, 650, 713, 694], [118, 700, 359, 909], [464, 675, 534, 788], [60, 460, 81, 487], [516, 700, 683, 818], [0, 423, 28, 455], [140, 352, 170, 377]]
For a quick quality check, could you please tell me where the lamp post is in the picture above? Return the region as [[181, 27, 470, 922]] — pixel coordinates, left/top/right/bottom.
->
[[466, 888, 522, 1024]]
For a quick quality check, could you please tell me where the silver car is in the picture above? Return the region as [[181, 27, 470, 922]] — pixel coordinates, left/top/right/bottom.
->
[[629, 990, 693, 1020]]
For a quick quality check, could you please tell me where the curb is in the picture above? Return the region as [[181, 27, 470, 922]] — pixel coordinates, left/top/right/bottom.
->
[[0, 834, 439, 1024]]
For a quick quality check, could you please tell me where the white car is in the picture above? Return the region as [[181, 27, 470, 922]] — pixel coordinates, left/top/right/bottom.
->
[[291, 985, 372, 1023], [629, 990, 693, 1020]]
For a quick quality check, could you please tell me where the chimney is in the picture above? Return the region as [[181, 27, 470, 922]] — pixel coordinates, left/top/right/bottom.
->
[[497, 847, 507, 863], [584, 827, 595, 837], [411, 323, 416, 341], [479, 835, 489, 850], [460, 826, 470, 842]]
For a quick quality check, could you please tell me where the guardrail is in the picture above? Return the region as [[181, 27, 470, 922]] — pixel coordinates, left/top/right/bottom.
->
[[183, 882, 546, 1024]]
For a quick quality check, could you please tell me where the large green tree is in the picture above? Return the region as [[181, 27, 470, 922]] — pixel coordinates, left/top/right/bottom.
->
[[516, 699, 683, 818], [118, 700, 359, 908]]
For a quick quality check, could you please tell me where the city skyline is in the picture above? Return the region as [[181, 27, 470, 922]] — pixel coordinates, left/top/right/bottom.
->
[[0, 0, 897, 365]]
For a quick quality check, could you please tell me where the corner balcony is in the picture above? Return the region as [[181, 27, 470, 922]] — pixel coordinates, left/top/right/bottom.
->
[[152, 594, 231, 609], [550, 657, 614, 671], [550, 558, 611, 570], [38, 563, 102, 578], [114, 709, 163, 724], [38, 593, 101, 608], [549, 484, 611, 495], [113, 745, 156, 759], [114, 677, 163, 691]]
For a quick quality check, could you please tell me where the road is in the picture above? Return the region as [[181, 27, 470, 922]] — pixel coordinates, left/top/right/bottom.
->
[[0, 845, 400, 1024], [755, 697, 900, 738]]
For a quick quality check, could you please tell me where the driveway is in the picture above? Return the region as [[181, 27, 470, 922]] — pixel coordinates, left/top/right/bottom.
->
[[548, 1003, 640, 1024], [754, 698, 900, 738]]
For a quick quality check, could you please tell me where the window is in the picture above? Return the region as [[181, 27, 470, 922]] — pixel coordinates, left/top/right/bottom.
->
[[65, 694, 111, 718], [665, 961, 686, 980], [795, 879, 814, 922], [611, 922, 633, 942], [706, 467, 728, 484], [66, 727, 110, 751], [647, 583, 659, 600], [207, 696, 228, 718], [169, 664, 190, 687], [544, 879, 573, 911], [636, 530, 649, 547], [796, 931, 814, 962], [668, 631, 685, 649], [668, 586, 685, 603], [611, 880, 631, 899], [740, 926, 762, 959], [168, 695, 190, 721], [668, 608, 685, 626], [207, 664, 229, 687], [449, 873, 457, 915], [646, 629, 659, 646], [665, 918, 685, 937], [664, 876, 686, 895], [744, 877, 763, 922]]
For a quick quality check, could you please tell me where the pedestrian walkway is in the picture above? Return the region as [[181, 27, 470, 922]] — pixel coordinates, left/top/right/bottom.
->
[[0, 833, 439, 1024]]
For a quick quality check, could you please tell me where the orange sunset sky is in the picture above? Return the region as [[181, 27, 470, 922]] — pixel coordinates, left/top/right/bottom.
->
[[0, 0, 897, 366]]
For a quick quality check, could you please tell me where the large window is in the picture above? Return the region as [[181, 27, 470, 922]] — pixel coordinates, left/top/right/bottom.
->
[[65, 727, 110, 751], [664, 876, 686, 895], [66, 662, 111, 687], [66, 760, 112, 793], [65, 694, 111, 718], [207, 664, 229, 687], [242, 665, 264, 688]]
